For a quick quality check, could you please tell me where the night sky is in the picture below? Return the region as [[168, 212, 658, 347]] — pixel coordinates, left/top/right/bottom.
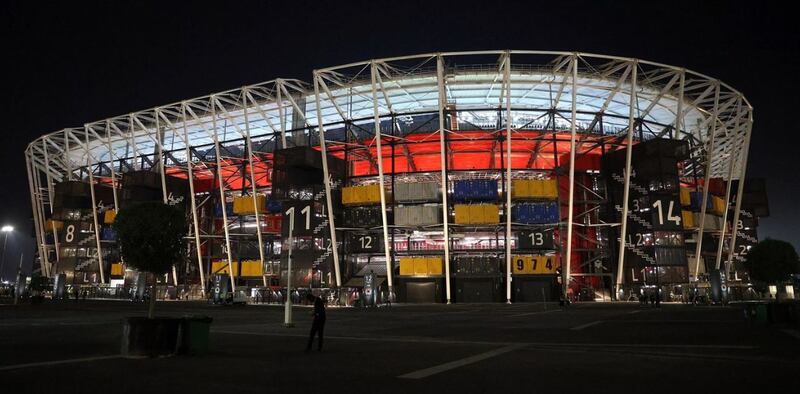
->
[[2, 0, 797, 277]]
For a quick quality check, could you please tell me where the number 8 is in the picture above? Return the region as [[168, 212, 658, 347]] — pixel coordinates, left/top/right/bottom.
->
[[65, 225, 75, 243]]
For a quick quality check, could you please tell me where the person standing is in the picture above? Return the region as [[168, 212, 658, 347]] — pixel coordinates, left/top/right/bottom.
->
[[305, 293, 326, 352]]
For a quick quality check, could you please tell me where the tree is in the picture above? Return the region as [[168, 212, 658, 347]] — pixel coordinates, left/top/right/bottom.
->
[[112, 202, 186, 318], [744, 238, 800, 288]]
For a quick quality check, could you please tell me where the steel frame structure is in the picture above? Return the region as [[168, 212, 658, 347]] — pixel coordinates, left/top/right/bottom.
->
[[26, 51, 753, 301]]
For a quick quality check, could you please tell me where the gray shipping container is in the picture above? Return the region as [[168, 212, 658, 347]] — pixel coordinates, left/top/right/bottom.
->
[[395, 205, 442, 226], [693, 213, 721, 231], [395, 182, 441, 203]]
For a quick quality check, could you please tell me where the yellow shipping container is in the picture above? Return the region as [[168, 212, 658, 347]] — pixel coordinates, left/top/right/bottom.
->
[[211, 261, 239, 276], [414, 258, 429, 275], [399, 257, 416, 276], [512, 255, 531, 274], [534, 255, 558, 274], [362, 184, 381, 204], [341, 186, 356, 205], [239, 260, 263, 277], [103, 210, 116, 224], [45, 219, 64, 232], [454, 204, 471, 224], [538, 179, 558, 199], [427, 257, 443, 275], [511, 180, 530, 199], [711, 196, 726, 215], [233, 195, 266, 215], [110, 263, 124, 276], [679, 187, 692, 207], [342, 185, 387, 205], [510, 179, 557, 199], [479, 204, 500, 224], [682, 210, 695, 229]]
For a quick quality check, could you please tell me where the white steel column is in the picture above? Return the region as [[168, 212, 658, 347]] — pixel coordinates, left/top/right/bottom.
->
[[42, 140, 59, 273], [211, 97, 236, 292], [563, 55, 580, 301], [85, 131, 106, 284], [725, 110, 753, 277], [179, 104, 207, 297], [693, 82, 721, 279], [241, 89, 268, 288], [313, 73, 342, 288], [154, 116, 179, 286], [370, 62, 394, 299], [436, 55, 452, 303], [715, 98, 743, 271], [614, 61, 638, 297], [32, 157, 52, 277], [25, 153, 48, 277], [276, 79, 287, 149], [503, 52, 513, 304], [104, 122, 121, 213]]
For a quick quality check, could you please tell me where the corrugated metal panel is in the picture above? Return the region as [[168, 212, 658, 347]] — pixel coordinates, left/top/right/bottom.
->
[[395, 205, 442, 226], [395, 182, 440, 203]]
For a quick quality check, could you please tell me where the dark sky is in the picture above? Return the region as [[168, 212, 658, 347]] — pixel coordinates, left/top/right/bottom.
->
[[1, 0, 798, 277]]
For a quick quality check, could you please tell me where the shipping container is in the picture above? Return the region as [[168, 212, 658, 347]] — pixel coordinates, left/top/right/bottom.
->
[[399, 256, 444, 276], [343, 206, 385, 227], [511, 179, 558, 200], [103, 210, 116, 224], [679, 187, 692, 207], [395, 182, 440, 203], [681, 210, 694, 229], [689, 192, 715, 212], [214, 202, 234, 217], [233, 194, 266, 215], [711, 196, 726, 216], [239, 260, 263, 277], [342, 184, 388, 205], [110, 263, 124, 276], [211, 260, 239, 276], [394, 205, 442, 226], [44, 219, 64, 232], [453, 180, 498, 202], [512, 202, 559, 224], [693, 213, 721, 231], [454, 204, 500, 225]]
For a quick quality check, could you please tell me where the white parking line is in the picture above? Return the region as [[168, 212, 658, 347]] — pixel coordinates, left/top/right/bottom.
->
[[398, 344, 526, 379], [781, 329, 800, 340], [508, 309, 562, 318], [0, 355, 122, 371], [214, 330, 758, 351], [570, 320, 604, 330]]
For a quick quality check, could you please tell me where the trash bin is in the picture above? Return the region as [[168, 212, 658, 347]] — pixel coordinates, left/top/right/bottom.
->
[[755, 304, 768, 324], [180, 315, 213, 355]]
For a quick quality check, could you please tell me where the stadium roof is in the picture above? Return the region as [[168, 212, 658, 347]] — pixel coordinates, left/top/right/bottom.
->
[[26, 51, 752, 181]]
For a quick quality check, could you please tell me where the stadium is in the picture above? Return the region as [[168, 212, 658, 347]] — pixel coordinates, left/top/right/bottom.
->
[[24, 50, 767, 304]]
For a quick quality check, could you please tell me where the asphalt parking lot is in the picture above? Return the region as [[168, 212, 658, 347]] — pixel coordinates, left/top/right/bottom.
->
[[1, 300, 798, 393]]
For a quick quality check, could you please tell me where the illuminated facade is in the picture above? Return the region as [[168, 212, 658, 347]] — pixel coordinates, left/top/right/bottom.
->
[[25, 51, 758, 302]]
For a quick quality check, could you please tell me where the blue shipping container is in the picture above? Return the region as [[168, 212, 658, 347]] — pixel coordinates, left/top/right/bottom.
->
[[266, 199, 283, 214], [689, 192, 714, 212], [453, 180, 498, 202], [101, 227, 116, 241], [214, 202, 234, 217]]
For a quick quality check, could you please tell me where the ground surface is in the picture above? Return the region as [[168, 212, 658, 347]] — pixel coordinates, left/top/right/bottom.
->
[[0, 300, 798, 393]]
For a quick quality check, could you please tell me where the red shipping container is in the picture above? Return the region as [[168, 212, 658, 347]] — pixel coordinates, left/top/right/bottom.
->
[[264, 214, 282, 234], [707, 178, 725, 196]]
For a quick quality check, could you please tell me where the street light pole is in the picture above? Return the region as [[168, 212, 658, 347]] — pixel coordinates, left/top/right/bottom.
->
[[14, 253, 23, 305], [284, 207, 295, 327], [0, 225, 13, 282]]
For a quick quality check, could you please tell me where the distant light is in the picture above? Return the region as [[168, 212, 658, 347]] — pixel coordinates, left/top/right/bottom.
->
[[1, 225, 13, 232]]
